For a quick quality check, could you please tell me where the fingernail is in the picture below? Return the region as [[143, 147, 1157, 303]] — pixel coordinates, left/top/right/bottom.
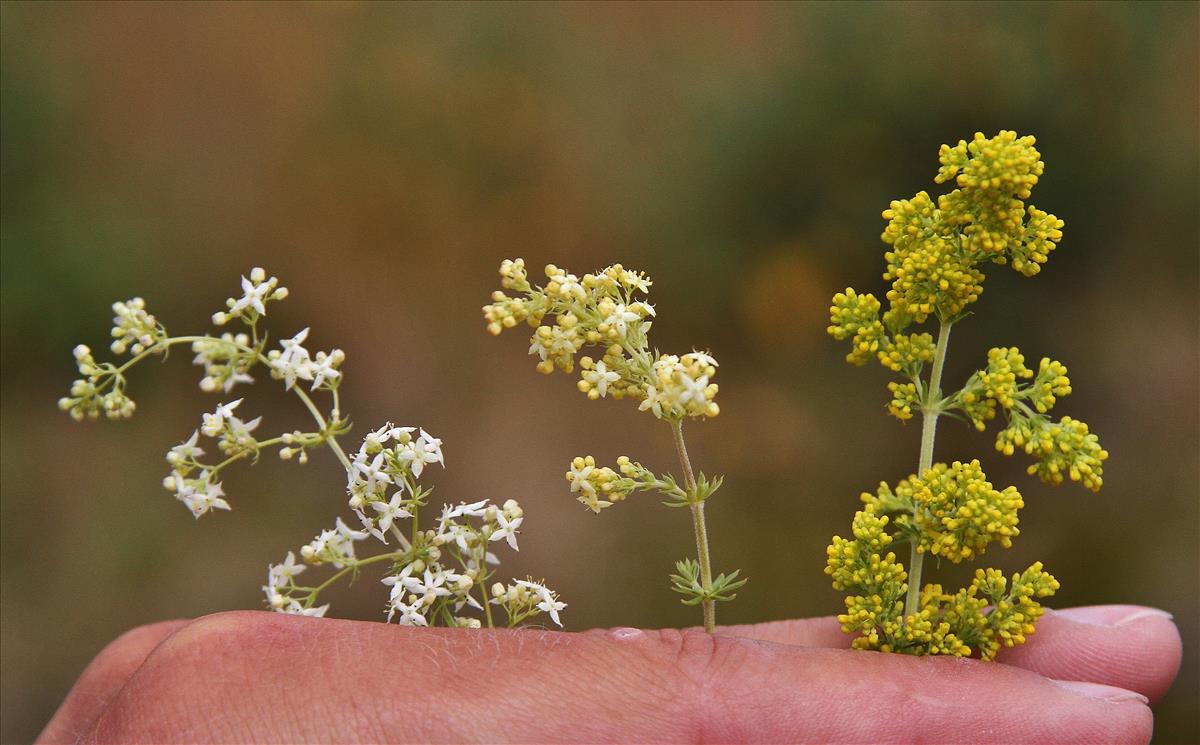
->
[[1051, 605, 1174, 627], [1052, 680, 1149, 705]]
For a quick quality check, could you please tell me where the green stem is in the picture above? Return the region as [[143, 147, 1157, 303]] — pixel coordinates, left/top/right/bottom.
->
[[114, 335, 354, 473], [671, 419, 715, 633], [306, 550, 404, 602], [481, 573, 496, 629], [905, 320, 952, 618]]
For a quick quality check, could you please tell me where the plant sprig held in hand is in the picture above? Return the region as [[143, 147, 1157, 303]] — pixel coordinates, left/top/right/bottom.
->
[[485, 260, 744, 632], [60, 268, 565, 629], [825, 131, 1108, 658]]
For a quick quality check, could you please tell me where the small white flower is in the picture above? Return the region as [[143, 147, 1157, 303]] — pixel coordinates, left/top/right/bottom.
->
[[201, 399, 242, 437], [308, 350, 343, 390], [677, 372, 709, 407], [282, 599, 328, 618], [267, 551, 306, 589], [388, 598, 428, 626], [514, 579, 566, 627], [335, 516, 369, 543], [441, 499, 489, 521], [350, 451, 393, 494], [604, 304, 641, 338], [166, 430, 205, 466], [687, 350, 719, 368], [401, 568, 453, 603], [225, 414, 262, 442], [174, 471, 230, 518], [638, 385, 665, 418], [399, 429, 444, 479], [568, 461, 596, 497], [371, 491, 413, 536], [270, 328, 314, 390], [583, 360, 620, 398], [230, 274, 273, 317], [489, 511, 522, 551]]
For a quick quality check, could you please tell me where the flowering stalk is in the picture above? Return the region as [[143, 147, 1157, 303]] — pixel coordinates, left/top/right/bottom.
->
[[61, 268, 565, 628], [671, 420, 716, 631], [826, 131, 1108, 658], [485, 260, 744, 632], [904, 319, 951, 618]]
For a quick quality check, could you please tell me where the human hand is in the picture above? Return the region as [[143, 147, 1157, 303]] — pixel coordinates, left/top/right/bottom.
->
[[40, 605, 1180, 744]]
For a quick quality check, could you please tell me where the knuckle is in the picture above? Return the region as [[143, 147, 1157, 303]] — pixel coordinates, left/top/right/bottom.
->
[[85, 611, 280, 743], [644, 628, 751, 741], [85, 619, 184, 677]]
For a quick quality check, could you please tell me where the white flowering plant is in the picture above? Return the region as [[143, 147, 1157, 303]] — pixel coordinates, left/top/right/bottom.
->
[[60, 268, 564, 629]]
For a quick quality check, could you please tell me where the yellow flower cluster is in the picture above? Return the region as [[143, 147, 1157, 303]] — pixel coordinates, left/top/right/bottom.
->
[[876, 460, 1024, 563], [932, 131, 1062, 273], [1030, 357, 1072, 414], [886, 381, 920, 421], [486, 260, 719, 420], [997, 415, 1108, 492], [936, 131, 1044, 197], [881, 190, 986, 323], [563, 455, 667, 513], [827, 288, 886, 366], [877, 332, 935, 374], [855, 130, 1064, 334], [979, 346, 1034, 410], [826, 493, 1057, 658]]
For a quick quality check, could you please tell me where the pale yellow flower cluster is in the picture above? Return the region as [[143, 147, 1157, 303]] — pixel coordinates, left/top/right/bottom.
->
[[485, 259, 719, 421]]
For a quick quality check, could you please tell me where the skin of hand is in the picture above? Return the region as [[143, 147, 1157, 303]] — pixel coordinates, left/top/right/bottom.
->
[[39, 605, 1180, 744]]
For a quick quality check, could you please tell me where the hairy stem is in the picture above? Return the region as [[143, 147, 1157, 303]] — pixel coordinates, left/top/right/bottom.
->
[[905, 320, 952, 618], [304, 550, 405, 603], [671, 419, 715, 633]]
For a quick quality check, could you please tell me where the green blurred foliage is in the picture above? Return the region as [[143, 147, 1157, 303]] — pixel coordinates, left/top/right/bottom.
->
[[2, 2, 1196, 742]]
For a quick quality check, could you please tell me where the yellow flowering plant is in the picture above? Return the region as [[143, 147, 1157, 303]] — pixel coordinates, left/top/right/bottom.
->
[[485, 260, 743, 632], [826, 131, 1108, 658]]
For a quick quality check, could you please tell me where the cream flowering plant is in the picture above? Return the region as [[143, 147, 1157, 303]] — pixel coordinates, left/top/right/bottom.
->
[[825, 131, 1108, 658], [484, 260, 744, 633], [60, 268, 565, 629]]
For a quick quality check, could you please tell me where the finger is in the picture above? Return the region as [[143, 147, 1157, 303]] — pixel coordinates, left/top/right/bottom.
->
[[719, 604, 1182, 704], [85, 611, 1151, 744], [37, 620, 190, 745], [716, 615, 850, 648], [997, 605, 1182, 704]]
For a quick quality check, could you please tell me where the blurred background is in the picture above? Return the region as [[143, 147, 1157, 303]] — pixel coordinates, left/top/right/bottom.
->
[[2, 2, 1196, 742]]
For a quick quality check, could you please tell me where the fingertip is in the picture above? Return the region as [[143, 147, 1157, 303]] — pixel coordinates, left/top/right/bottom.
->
[[999, 605, 1182, 703]]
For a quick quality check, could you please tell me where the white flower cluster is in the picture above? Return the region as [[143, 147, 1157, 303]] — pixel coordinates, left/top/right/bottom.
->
[[159, 400, 266, 517], [267, 328, 344, 392], [65, 266, 566, 630], [109, 297, 164, 355], [492, 578, 567, 627], [163, 431, 230, 518], [211, 267, 288, 326], [57, 344, 137, 421], [192, 333, 255, 393], [164, 467, 230, 518], [638, 351, 720, 420], [265, 427, 564, 628], [345, 424, 444, 536]]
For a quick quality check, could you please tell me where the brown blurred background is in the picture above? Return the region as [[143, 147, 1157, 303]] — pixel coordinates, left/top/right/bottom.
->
[[2, 2, 1197, 742]]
